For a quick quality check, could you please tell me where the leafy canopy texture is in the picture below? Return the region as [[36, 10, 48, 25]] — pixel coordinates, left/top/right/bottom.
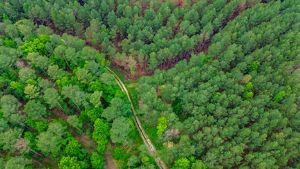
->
[[0, 0, 299, 168], [137, 1, 300, 168]]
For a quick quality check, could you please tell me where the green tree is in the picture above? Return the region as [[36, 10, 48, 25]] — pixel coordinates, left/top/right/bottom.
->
[[58, 156, 83, 169], [75, 68, 92, 84], [89, 91, 102, 107], [64, 139, 87, 160], [36, 122, 66, 157], [0, 95, 23, 124], [20, 35, 50, 55], [27, 52, 49, 70], [43, 88, 61, 109], [274, 90, 286, 103], [0, 47, 18, 71], [96, 137, 108, 154], [127, 155, 139, 168], [18, 67, 36, 82], [82, 107, 103, 122], [110, 117, 132, 144], [107, 11, 117, 27], [61, 34, 85, 51], [191, 160, 207, 169], [62, 85, 89, 109], [24, 84, 39, 99], [0, 158, 3, 168], [24, 100, 47, 120], [4, 156, 31, 169], [0, 95, 20, 116], [100, 72, 115, 85], [0, 119, 9, 132], [90, 152, 104, 169], [38, 79, 53, 91], [47, 65, 66, 80], [172, 157, 190, 169], [85, 19, 101, 45], [101, 97, 131, 122], [85, 61, 100, 75], [0, 128, 22, 153], [184, 9, 199, 23], [112, 147, 129, 160], [92, 118, 109, 141], [67, 115, 83, 133], [92, 118, 110, 154], [9, 81, 24, 97], [157, 116, 168, 137]]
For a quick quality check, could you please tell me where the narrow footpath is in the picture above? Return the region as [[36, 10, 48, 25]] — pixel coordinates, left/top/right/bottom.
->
[[105, 67, 167, 169]]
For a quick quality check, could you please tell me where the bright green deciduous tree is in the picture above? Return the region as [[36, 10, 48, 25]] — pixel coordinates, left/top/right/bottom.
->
[[58, 156, 83, 169]]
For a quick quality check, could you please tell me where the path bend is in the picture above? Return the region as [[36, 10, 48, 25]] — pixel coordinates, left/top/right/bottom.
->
[[105, 67, 167, 169]]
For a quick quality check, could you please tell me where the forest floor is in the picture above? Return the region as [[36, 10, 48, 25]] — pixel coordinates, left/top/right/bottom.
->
[[42, 157, 58, 169], [105, 151, 117, 169]]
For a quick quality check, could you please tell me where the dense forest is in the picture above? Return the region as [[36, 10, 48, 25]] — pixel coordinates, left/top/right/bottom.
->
[[0, 0, 299, 169], [138, 1, 300, 169], [0, 0, 265, 78], [0, 21, 157, 168]]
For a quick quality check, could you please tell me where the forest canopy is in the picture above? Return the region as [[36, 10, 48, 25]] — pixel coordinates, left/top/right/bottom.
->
[[0, 0, 299, 169], [137, 1, 300, 168]]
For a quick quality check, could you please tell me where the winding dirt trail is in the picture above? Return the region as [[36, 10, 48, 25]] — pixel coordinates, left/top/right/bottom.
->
[[105, 67, 167, 169], [105, 152, 117, 169]]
